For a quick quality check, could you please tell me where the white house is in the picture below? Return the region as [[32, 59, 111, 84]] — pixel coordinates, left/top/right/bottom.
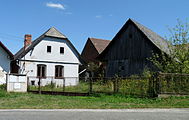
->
[[0, 42, 13, 84], [13, 27, 83, 86]]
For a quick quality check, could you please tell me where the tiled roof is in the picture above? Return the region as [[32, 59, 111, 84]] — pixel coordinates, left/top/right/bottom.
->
[[89, 38, 110, 54]]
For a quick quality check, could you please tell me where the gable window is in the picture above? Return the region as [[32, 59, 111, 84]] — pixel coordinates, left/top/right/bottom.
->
[[37, 64, 46, 78], [47, 46, 51, 53], [55, 65, 64, 79], [129, 33, 132, 39], [60, 47, 64, 54]]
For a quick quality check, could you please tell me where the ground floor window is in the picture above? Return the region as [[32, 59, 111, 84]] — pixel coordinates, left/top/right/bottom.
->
[[37, 64, 46, 78], [55, 65, 64, 79]]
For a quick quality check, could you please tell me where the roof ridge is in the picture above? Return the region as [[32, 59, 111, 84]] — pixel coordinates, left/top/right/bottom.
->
[[89, 37, 110, 41], [44, 27, 67, 39]]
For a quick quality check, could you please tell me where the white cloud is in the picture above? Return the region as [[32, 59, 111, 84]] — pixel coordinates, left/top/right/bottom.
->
[[95, 15, 102, 18], [46, 2, 65, 10]]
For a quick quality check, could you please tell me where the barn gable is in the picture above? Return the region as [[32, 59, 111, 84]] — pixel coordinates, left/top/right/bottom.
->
[[99, 19, 171, 61], [81, 38, 110, 63], [98, 19, 171, 77]]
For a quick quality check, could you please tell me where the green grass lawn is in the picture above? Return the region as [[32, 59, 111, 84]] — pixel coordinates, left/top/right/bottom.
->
[[0, 90, 189, 109]]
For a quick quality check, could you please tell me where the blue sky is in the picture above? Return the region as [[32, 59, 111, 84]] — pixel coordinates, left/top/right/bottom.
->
[[0, 0, 189, 54]]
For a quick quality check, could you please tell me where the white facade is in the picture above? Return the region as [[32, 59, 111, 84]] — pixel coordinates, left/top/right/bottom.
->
[[0, 44, 12, 84], [18, 36, 81, 86]]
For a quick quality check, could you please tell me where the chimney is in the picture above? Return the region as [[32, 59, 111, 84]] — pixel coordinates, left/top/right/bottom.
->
[[24, 34, 32, 47]]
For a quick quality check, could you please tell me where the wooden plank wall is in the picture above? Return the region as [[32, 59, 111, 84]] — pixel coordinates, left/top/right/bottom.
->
[[104, 23, 160, 77]]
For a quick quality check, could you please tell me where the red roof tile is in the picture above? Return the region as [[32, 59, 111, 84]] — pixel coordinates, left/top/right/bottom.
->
[[89, 38, 110, 54]]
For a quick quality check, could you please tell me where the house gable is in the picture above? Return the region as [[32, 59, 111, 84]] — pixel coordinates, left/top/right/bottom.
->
[[0, 42, 13, 72], [14, 27, 83, 64], [23, 36, 81, 64], [0, 42, 13, 59]]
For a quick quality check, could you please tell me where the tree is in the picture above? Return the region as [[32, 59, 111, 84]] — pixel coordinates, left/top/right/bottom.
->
[[150, 19, 189, 74]]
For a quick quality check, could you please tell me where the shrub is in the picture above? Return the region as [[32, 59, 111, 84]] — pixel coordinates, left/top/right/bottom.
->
[[0, 84, 6, 90]]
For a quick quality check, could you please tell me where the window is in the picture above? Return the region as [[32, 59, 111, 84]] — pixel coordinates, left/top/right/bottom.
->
[[37, 64, 46, 78], [129, 33, 132, 39], [60, 47, 64, 54], [55, 65, 64, 78], [47, 46, 51, 53]]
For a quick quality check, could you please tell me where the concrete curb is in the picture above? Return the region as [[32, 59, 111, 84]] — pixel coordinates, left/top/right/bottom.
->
[[0, 109, 188, 113]]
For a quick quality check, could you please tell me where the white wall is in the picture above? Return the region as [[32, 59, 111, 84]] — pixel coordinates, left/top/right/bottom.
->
[[0, 46, 11, 84], [20, 61, 79, 77]]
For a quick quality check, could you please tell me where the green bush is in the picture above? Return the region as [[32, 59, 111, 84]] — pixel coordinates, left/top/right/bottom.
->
[[0, 84, 6, 90]]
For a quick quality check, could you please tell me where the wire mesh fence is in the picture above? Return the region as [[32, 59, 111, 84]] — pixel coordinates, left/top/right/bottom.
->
[[157, 72, 189, 95], [27, 76, 153, 97], [27, 73, 189, 97], [27, 76, 89, 93]]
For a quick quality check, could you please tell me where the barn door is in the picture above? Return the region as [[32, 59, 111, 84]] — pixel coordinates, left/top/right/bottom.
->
[[118, 60, 129, 77], [106, 60, 118, 77]]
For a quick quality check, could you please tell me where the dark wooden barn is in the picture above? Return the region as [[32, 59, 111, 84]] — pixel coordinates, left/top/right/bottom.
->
[[98, 19, 171, 77], [81, 38, 110, 64]]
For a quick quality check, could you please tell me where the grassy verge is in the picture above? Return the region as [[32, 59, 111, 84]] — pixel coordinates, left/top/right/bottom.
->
[[0, 90, 189, 109]]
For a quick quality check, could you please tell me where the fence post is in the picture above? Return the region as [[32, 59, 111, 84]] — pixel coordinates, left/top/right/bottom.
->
[[155, 72, 161, 95], [116, 78, 119, 92], [113, 79, 116, 93], [113, 77, 119, 93], [63, 77, 65, 92], [38, 77, 41, 94], [148, 74, 156, 97], [89, 77, 93, 94], [5, 74, 8, 91], [27, 77, 29, 92]]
